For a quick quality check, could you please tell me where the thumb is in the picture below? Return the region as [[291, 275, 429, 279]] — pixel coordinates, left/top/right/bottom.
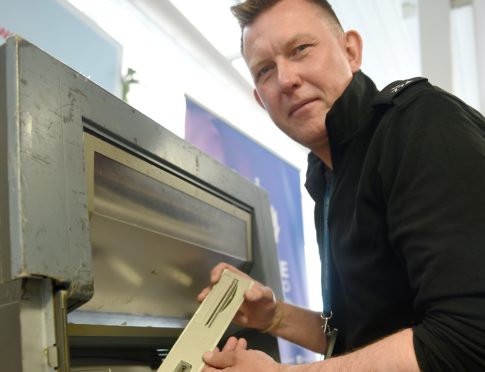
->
[[203, 350, 234, 369]]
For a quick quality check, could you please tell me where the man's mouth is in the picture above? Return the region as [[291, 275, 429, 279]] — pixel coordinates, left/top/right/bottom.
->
[[289, 98, 318, 117]]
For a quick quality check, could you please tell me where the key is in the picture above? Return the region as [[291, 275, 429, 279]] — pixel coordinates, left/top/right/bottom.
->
[[323, 328, 338, 360]]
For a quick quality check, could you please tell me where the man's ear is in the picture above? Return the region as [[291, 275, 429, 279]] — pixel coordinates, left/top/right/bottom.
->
[[253, 89, 266, 110], [344, 30, 363, 73]]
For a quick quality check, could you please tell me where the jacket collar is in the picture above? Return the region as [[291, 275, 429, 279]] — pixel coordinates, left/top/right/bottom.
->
[[305, 71, 378, 202]]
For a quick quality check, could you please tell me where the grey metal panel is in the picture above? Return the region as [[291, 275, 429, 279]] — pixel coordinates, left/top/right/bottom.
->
[[91, 152, 250, 261], [0, 34, 11, 282], [0, 36, 93, 306], [75, 132, 253, 320], [76, 79, 283, 299], [254, 189, 283, 299], [67, 46, 283, 297], [84, 214, 247, 319], [1, 34, 282, 307], [0, 278, 57, 372], [1, 35, 282, 339], [0, 36, 284, 370]]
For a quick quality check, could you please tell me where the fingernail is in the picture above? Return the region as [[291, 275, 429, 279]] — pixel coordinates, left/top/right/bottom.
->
[[203, 351, 213, 360]]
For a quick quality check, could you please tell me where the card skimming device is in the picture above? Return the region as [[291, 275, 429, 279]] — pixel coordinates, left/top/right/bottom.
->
[[157, 269, 253, 372]]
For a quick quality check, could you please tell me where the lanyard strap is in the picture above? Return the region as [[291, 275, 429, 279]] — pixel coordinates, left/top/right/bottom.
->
[[321, 171, 338, 359], [322, 171, 334, 317]]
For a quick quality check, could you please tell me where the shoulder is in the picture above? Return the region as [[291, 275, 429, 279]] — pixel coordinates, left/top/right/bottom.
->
[[372, 77, 484, 141], [367, 77, 485, 174], [373, 77, 482, 122], [372, 77, 430, 107], [372, 77, 458, 117]]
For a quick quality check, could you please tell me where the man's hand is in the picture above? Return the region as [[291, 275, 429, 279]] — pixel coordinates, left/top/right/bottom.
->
[[202, 345, 281, 372], [197, 262, 278, 331]]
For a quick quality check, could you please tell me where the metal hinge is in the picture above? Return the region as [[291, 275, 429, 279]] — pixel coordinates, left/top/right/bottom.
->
[[45, 345, 58, 368]]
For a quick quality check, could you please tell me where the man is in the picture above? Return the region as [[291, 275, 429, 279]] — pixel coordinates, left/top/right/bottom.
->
[[198, 0, 485, 370]]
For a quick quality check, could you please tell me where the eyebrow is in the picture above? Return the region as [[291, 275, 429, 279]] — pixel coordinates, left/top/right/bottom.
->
[[248, 33, 315, 73], [248, 59, 268, 76], [286, 33, 315, 47]]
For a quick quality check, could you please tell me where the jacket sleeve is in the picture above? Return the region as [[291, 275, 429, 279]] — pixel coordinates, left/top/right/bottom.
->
[[378, 88, 485, 371]]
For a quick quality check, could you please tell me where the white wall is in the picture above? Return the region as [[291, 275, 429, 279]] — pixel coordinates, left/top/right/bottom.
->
[[67, 0, 307, 169], [0, 0, 122, 96]]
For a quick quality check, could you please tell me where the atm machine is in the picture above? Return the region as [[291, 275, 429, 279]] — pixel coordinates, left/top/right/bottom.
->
[[0, 36, 283, 371]]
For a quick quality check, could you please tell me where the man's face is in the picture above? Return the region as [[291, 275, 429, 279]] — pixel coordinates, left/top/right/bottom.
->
[[243, 0, 360, 154]]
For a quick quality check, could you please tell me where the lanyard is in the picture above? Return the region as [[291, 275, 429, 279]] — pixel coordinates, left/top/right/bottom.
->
[[322, 171, 334, 317], [321, 171, 338, 359]]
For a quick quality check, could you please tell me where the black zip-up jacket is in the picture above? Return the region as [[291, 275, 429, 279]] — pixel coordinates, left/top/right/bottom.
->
[[305, 71, 485, 371]]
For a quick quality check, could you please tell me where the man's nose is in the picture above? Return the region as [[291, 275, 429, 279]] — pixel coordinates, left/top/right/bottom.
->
[[277, 61, 301, 93]]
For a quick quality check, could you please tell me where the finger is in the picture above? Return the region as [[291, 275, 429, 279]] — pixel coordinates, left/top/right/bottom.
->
[[245, 285, 274, 302], [221, 336, 239, 352], [203, 350, 234, 369], [235, 338, 248, 351], [260, 286, 276, 302], [201, 365, 218, 372], [233, 311, 249, 325], [197, 287, 211, 302], [221, 337, 246, 352], [203, 350, 215, 364], [210, 262, 240, 284]]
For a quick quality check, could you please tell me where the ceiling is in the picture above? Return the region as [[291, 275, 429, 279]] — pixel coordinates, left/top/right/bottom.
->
[[66, 0, 482, 97]]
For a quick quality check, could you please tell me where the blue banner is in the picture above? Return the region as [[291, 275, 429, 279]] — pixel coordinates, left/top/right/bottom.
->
[[185, 97, 316, 364]]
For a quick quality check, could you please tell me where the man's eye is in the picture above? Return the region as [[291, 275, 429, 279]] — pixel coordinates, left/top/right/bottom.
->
[[293, 44, 311, 55], [257, 65, 273, 80]]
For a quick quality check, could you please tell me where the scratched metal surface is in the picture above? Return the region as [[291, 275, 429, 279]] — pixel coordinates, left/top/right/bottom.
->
[[0, 36, 283, 315]]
